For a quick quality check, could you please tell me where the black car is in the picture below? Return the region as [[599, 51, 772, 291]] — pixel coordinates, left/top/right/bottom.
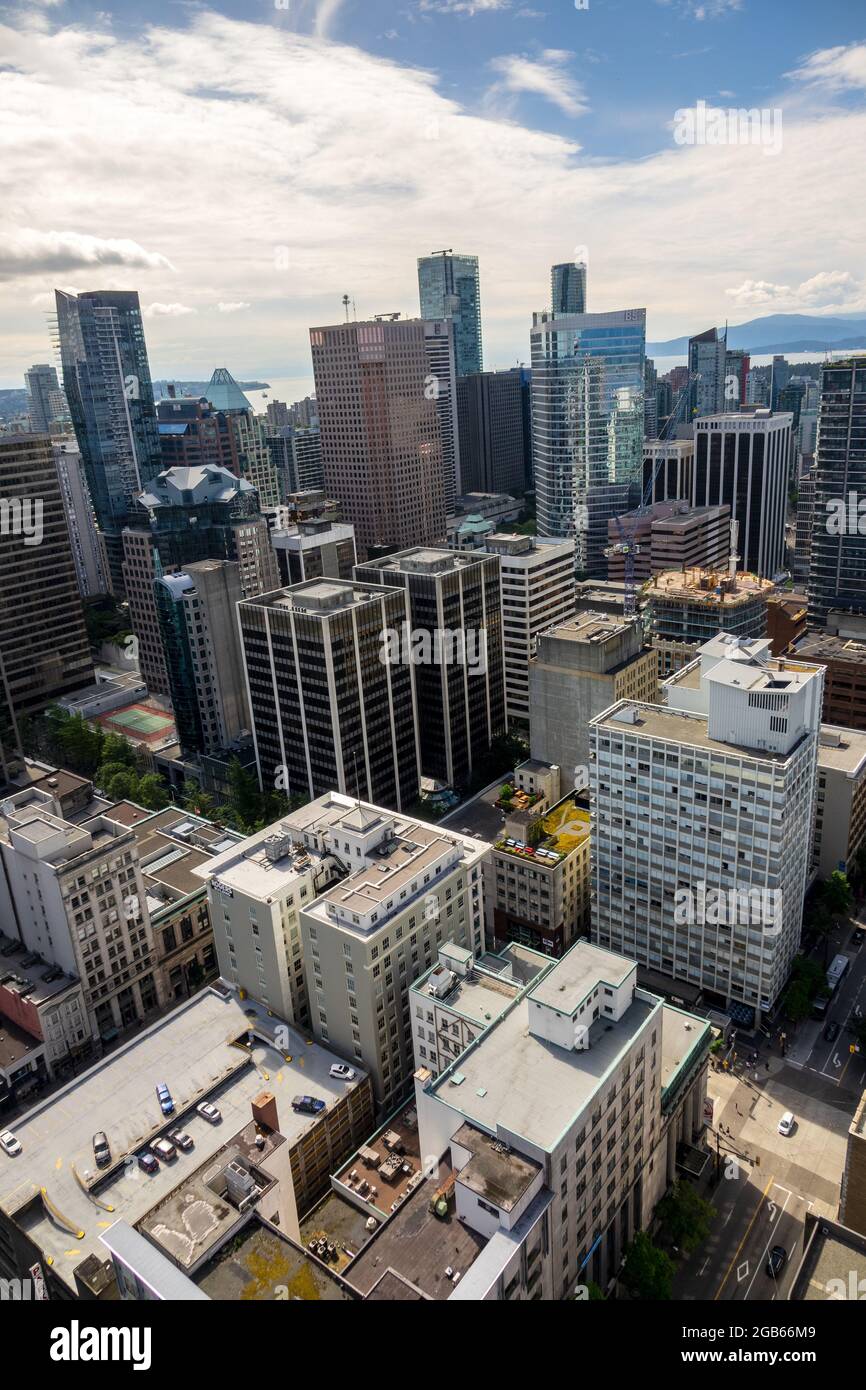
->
[[138, 1152, 159, 1175], [823, 1019, 840, 1042], [92, 1132, 111, 1168], [766, 1245, 787, 1279], [292, 1094, 326, 1115]]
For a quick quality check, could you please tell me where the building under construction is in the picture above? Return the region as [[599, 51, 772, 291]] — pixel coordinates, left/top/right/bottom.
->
[[645, 567, 773, 678]]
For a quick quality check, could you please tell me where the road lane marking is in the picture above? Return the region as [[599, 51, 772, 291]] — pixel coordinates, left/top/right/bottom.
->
[[714, 1174, 774, 1301]]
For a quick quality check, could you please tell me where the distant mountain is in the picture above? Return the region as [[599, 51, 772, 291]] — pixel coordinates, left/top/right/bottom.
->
[[647, 314, 866, 357]]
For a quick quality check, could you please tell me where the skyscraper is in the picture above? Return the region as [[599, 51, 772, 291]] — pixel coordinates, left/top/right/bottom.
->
[[202, 368, 280, 508], [0, 434, 94, 724], [531, 307, 646, 575], [354, 547, 505, 788], [456, 368, 531, 496], [154, 560, 249, 757], [808, 358, 866, 628], [417, 251, 483, 376], [692, 408, 792, 579], [590, 634, 824, 1017], [310, 316, 447, 558], [24, 363, 61, 433], [423, 318, 461, 514], [551, 260, 587, 315], [53, 440, 110, 598], [55, 290, 162, 592], [122, 463, 279, 697], [238, 578, 421, 811], [688, 327, 727, 419]]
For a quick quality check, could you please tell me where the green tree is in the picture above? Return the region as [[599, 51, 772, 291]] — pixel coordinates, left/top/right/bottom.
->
[[823, 870, 853, 921], [104, 769, 140, 802], [136, 773, 170, 811], [100, 733, 137, 769], [226, 757, 264, 831], [621, 1231, 674, 1300], [656, 1180, 715, 1255], [96, 759, 136, 792], [783, 978, 813, 1026], [181, 779, 217, 820]]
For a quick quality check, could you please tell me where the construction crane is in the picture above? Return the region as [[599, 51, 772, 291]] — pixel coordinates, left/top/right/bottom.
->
[[603, 369, 702, 619]]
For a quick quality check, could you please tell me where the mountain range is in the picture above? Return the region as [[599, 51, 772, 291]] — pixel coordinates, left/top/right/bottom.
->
[[647, 314, 866, 357]]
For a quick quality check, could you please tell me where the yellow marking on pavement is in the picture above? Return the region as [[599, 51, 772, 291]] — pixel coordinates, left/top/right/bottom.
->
[[55, 1157, 62, 1171], [65, 1249, 81, 1258], [715, 1173, 775, 1300]]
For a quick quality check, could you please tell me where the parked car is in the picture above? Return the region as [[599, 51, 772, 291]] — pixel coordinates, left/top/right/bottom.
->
[[138, 1151, 159, 1175], [329, 1064, 356, 1081], [766, 1245, 788, 1279], [196, 1102, 221, 1124], [778, 1111, 795, 1136], [92, 1132, 111, 1168], [292, 1094, 326, 1115], [151, 1137, 177, 1162], [155, 1083, 175, 1116], [0, 1131, 22, 1157], [823, 1019, 840, 1043], [169, 1129, 194, 1152]]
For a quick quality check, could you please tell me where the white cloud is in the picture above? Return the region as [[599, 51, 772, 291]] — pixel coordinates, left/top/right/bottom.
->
[[787, 42, 866, 93], [0, 229, 173, 281], [726, 271, 866, 313], [144, 302, 196, 317], [0, 12, 864, 380], [217, 301, 251, 313], [420, 0, 510, 14], [488, 49, 588, 117]]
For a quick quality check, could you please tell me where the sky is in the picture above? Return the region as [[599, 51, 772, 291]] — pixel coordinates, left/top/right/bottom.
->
[[1, 0, 865, 390]]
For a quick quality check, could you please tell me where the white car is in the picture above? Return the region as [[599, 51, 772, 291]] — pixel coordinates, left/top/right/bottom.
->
[[0, 1131, 22, 1157], [329, 1064, 356, 1081], [197, 1101, 221, 1124], [778, 1111, 795, 1137]]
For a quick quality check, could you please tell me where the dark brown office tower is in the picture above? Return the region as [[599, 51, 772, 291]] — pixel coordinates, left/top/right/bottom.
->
[[309, 318, 446, 559], [0, 435, 94, 728]]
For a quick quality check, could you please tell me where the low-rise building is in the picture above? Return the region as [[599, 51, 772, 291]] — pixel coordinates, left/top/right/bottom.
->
[[487, 792, 591, 957], [812, 726, 866, 880]]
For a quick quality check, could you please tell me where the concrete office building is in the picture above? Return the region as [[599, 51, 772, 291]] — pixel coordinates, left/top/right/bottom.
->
[[645, 568, 773, 678], [354, 547, 505, 788], [417, 251, 483, 377], [590, 634, 824, 1016], [0, 435, 94, 736], [412, 940, 712, 1297], [808, 359, 866, 628], [0, 786, 164, 1043], [606, 502, 731, 584], [310, 316, 447, 558], [812, 725, 866, 880], [456, 368, 530, 498], [531, 308, 646, 574], [154, 561, 250, 757], [643, 437, 695, 504], [271, 515, 357, 586], [469, 533, 575, 726], [238, 579, 420, 811], [55, 290, 163, 592], [122, 463, 279, 698], [529, 613, 658, 785], [296, 792, 488, 1109], [53, 440, 110, 598], [423, 318, 462, 514], [794, 470, 816, 579], [487, 792, 591, 958], [693, 409, 792, 579], [796, 621, 866, 732]]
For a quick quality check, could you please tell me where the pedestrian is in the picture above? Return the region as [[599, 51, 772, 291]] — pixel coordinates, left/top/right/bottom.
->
[[765, 1061, 770, 1071]]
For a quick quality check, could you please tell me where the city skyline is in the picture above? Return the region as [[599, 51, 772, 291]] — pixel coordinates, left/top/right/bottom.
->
[[1, 6, 866, 386]]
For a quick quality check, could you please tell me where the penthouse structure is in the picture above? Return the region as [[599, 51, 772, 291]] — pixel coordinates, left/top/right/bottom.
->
[[270, 515, 357, 587], [590, 634, 824, 1016], [237, 579, 420, 811]]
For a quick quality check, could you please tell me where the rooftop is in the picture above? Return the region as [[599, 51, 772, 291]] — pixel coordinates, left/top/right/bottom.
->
[[789, 1215, 866, 1300], [536, 611, 636, 645], [592, 700, 801, 763], [0, 1015, 42, 1069], [817, 725, 866, 777], [645, 568, 773, 606], [495, 796, 590, 865], [410, 957, 524, 1030], [796, 631, 866, 666], [357, 546, 493, 577], [430, 947, 657, 1152], [0, 988, 367, 1291], [451, 1122, 541, 1211], [240, 577, 398, 616], [194, 1217, 353, 1301]]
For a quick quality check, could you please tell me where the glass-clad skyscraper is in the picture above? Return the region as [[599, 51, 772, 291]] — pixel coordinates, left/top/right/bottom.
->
[[531, 308, 646, 575], [808, 358, 866, 627], [551, 261, 587, 316], [417, 252, 483, 376], [55, 289, 162, 592]]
